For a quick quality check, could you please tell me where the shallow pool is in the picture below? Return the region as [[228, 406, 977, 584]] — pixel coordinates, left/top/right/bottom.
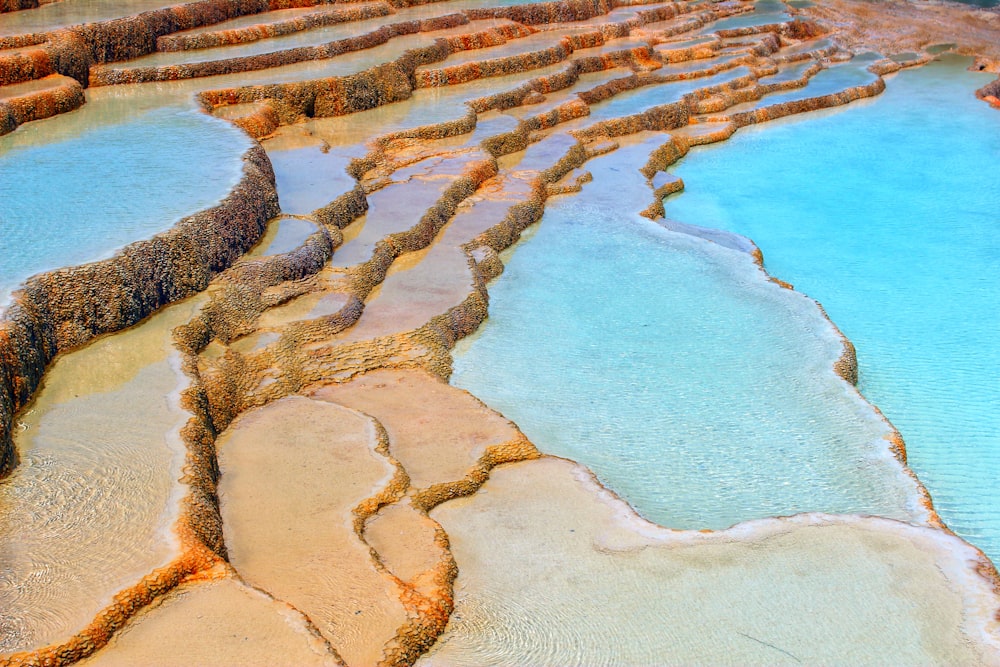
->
[[0, 107, 251, 307], [666, 56, 1000, 563], [452, 132, 926, 531]]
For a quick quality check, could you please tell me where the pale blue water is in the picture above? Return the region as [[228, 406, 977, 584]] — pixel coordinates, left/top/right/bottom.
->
[[699, 0, 789, 33], [587, 66, 754, 122], [451, 133, 926, 531], [748, 59, 875, 105], [0, 107, 251, 306], [666, 56, 1000, 563]]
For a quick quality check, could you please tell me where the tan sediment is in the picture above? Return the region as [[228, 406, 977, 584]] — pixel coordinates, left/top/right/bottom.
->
[[364, 499, 451, 600], [58, 0, 281, 68], [415, 30, 602, 87], [0, 0, 300, 90], [0, 296, 203, 658], [3, 552, 224, 667], [796, 0, 1000, 67], [311, 369, 535, 498], [197, 39, 452, 125], [0, 143, 278, 480], [801, 0, 1000, 105], [309, 370, 540, 661], [156, 2, 396, 51], [0, 27, 936, 664], [0, 139, 280, 658], [189, 0, 751, 141], [216, 396, 409, 666], [153, 120, 586, 663], [184, 153, 500, 435], [90, 14, 479, 85], [193, 0, 733, 133], [78, 577, 342, 667], [3, 0, 1000, 663], [0, 288, 264, 666]]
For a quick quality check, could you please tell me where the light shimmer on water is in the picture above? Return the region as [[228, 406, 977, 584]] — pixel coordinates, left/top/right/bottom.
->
[[666, 55, 1000, 564], [452, 131, 926, 531]]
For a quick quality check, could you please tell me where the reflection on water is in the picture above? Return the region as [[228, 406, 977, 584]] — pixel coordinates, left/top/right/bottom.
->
[[246, 216, 319, 256], [422, 459, 996, 666], [0, 0, 198, 36]]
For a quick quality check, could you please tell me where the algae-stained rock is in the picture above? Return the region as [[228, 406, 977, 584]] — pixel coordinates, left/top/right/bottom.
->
[[422, 457, 1000, 666], [79, 578, 342, 667], [216, 396, 409, 666], [0, 74, 85, 136], [0, 142, 277, 482]]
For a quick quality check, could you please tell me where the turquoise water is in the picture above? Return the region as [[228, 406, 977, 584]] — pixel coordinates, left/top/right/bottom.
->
[[451, 134, 926, 531], [666, 57, 1000, 562], [747, 59, 875, 106], [699, 0, 789, 33], [587, 66, 753, 122], [0, 108, 251, 306]]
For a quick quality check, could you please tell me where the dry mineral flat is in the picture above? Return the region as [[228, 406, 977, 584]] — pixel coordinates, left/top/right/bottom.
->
[[78, 578, 341, 667]]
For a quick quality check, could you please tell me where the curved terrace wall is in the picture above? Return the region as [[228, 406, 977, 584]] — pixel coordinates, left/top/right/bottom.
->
[[0, 0, 39, 13], [156, 2, 395, 51], [0, 0, 370, 86], [0, 142, 278, 479], [0, 75, 84, 136], [977, 75, 1000, 106], [2, 0, 998, 660]]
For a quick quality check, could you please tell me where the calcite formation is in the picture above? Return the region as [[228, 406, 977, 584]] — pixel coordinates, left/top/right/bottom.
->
[[0, 75, 83, 152], [0, 0, 999, 664], [0, 145, 278, 478]]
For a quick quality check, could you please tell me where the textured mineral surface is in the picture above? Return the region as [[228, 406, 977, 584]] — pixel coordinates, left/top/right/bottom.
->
[[0, 0, 998, 664]]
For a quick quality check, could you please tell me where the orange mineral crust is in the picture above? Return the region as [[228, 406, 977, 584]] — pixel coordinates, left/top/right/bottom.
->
[[1, 0, 999, 664]]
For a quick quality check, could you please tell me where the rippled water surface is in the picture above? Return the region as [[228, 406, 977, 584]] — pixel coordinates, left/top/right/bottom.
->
[[452, 133, 925, 531], [0, 108, 250, 305], [666, 56, 1000, 562]]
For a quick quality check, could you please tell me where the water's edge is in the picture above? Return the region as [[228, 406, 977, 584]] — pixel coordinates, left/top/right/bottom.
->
[[0, 142, 278, 478]]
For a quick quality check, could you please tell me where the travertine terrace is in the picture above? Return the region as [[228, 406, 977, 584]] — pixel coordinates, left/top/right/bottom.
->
[[0, 0, 999, 664]]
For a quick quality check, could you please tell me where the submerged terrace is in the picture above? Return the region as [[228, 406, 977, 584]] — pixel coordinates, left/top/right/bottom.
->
[[0, 0, 998, 664]]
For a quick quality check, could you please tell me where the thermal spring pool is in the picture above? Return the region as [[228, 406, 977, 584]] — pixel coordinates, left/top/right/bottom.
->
[[3, 0, 1000, 661], [451, 131, 928, 530], [0, 107, 251, 306], [666, 55, 1000, 565]]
